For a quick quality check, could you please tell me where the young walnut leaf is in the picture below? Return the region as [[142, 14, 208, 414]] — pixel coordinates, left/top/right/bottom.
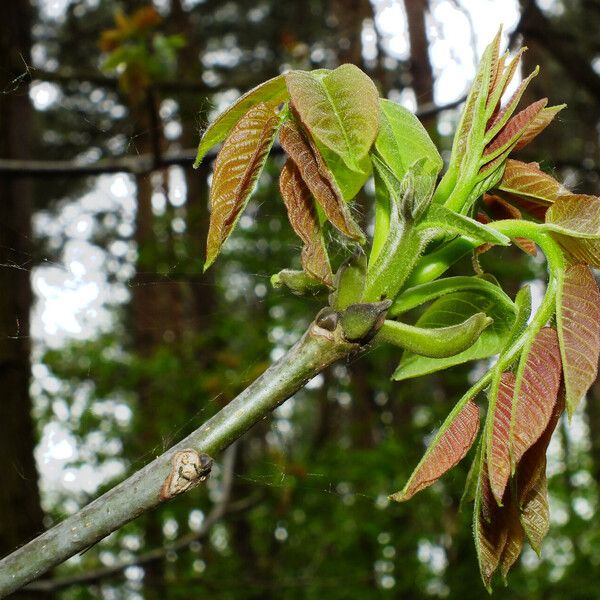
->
[[279, 160, 333, 287], [204, 102, 281, 270], [546, 195, 600, 266], [513, 104, 566, 151], [489, 372, 516, 505], [510, 327, 562, 468], [389, 400, 480, 502], [496, 159, 567, 215], [279, 120, 364, 242], [498, 496, 525, 581], [194, 75, 288, 167], [285, 64, 379, 172], [520, 470, 550, 555], [482, 99, 547, 164], [557, 264, 600, 416]]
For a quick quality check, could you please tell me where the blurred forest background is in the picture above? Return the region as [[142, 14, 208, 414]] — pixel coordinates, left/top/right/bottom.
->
[[2, 0, 600, 598]]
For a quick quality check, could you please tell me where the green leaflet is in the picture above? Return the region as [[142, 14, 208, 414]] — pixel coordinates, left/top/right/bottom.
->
[[377, 313, 492, 358], [271, 269, 328, 297], [544, 194, 600, 239], [285, 64, 380, 172], [393, 290, 517, 381], [390, 275, 512, 317], [375, 98, 443, 181], [194, 74, 289, 167], [370, 166, 392, 267], [419, 204, 511, 246]]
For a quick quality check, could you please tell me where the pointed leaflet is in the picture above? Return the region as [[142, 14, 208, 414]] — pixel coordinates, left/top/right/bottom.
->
[[279, 120, 364, 242], [375, 98, 443, 180], [510, 328, 562, 467], [393, 290, 516, 381], [390, 400, 479, 502], [194, 75, 288, 166], [482, 98, 547, 164], [285, 64, 379, 171], [557, 264, 600, 416], [513, 104, 566, 151], [204, 102, 281, 269], [499, 495, 525, 581], [279, 160, 333, 286], [486, 47, 525, 119], [545, 194, 600, 238]]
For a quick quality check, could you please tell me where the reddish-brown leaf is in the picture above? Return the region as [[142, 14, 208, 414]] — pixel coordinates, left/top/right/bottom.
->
[[499, 495, 525, 580], [279, 160, 333, 286], [489, 372, 516, 505], [279, 120, 364, 242], [390, 400, 480, 502], [475, 455, 508, 589], [514, 104, 565, 151], [511, 327, 562, 466], [558, 264, 600, 415], [205, 102, 280, 269], [484, 99, 547, 160]]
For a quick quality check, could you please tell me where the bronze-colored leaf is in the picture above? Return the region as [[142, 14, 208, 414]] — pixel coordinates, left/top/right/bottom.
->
[[511, 327, 562, 467], [279, 120, 364, 242], [390, 400, 480, 502], [499, 495, 525, 580], [520, 470, 550, 555], [557, 264, 600, 416], [279, 160, 333, 287], [205, 102, 281, 269], [483, 99, 547, 161], [514, 104, 566, 151]]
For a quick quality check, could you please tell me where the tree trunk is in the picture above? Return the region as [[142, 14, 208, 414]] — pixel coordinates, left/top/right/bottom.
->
[[0, 2, 51, 599]]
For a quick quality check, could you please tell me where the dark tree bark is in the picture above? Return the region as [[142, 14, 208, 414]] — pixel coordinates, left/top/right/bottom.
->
[[0, 2, 51, 599]]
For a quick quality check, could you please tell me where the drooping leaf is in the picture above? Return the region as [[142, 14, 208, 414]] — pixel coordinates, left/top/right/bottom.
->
[[488, 372, 516, 505], [510, 327, 562, 468], [461, 437, 484, 509], [375, 98, 443, 180], [513, 104, 566, 151], [393, 290, 516, 381], [420, 204, 511, 246], [378, 313, 492, 358], [194, 75, 288, 167], [285, 64, 380, 171], [520, 470, 550, 555], [279, 120, 364, 242], [557, 264, 600, 416], [499, 495, 525, 581], [390, 399, 480, 502], [279, 160, 333, 286], [474, 455, 508, 590], [204, 102, 281, 269]]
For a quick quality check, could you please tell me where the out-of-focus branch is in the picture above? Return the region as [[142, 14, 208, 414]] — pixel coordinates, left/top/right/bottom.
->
[[25, 444, 241, 593]]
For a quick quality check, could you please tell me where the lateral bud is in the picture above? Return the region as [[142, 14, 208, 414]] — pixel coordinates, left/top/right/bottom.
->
[[340, 300, 392, 343], [271, 269, 328, 296]]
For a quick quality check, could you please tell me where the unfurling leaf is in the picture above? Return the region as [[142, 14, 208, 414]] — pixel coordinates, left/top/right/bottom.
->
[[511, 327, 562, 468], [390, 400, 479, 502], [557, 264, 600, 416], [279, 160, 333, 286], [285, 64, 379, 171], [483, 99, 547, 163], [393, 290, 516, 381], [279, 120, 364, 242], [377, 313, 492, 358], [513, 104, 566, 151], [204, 102, 281, 270], [194, 75, 288, 167], [375, 98, 443, 180]]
